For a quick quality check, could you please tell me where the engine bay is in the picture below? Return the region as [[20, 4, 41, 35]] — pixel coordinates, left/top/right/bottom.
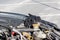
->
[[0, 12, 60, 40]]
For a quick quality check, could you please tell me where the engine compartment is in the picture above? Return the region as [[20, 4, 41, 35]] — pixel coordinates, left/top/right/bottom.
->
[[0, 12, 60, 40]]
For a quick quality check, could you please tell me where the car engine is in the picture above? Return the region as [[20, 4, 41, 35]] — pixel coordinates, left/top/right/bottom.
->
[[0, 12, 60, 40]]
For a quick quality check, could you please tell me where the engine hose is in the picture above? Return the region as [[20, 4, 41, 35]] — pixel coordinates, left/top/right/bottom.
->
[[41, 20, 60, 32], [52, 29, 60, 37]]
